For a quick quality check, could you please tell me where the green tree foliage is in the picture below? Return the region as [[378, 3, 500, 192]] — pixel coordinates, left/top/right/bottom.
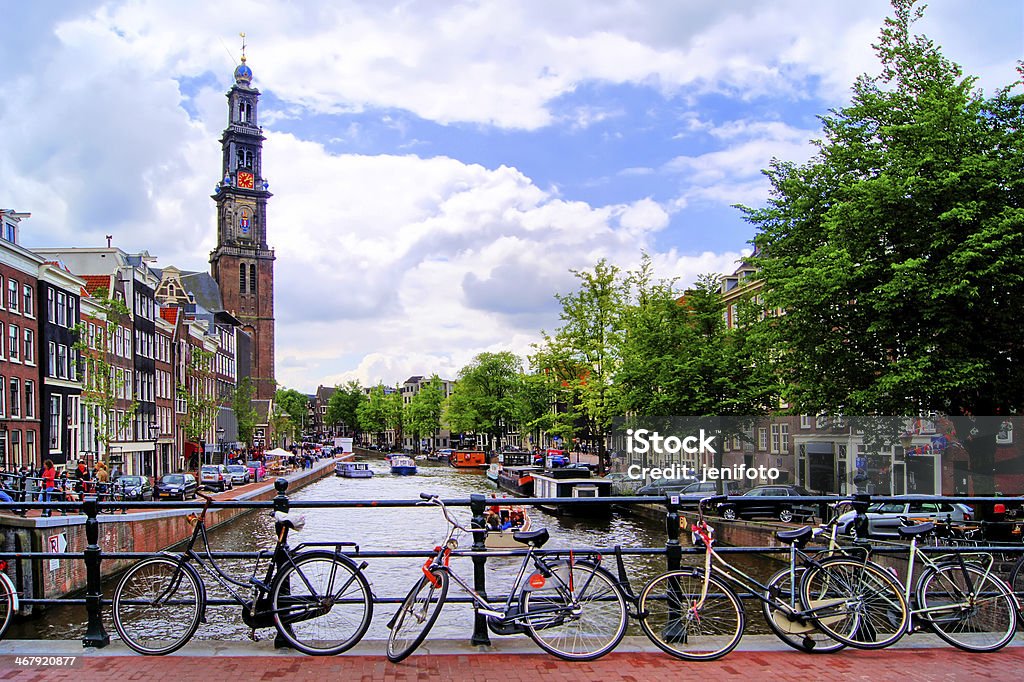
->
[[404, 376, 446, 453], [356, 384, 390, 444], [178, 347, 218, 447], [741, 0, 1024, 418], [326, 380, 365, 436], [445, 352, 523, 449], [231, 376, 257, 449], [274, 387, 308, 443], [386, 387, 405, 448]]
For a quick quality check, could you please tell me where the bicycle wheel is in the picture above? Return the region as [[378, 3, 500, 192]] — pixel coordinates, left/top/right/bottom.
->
[[520, 560, 628, 661], [1007, 555, 1024, 610], [800, 557, 908, 650], [762, 566, 845, 654], [113, 556, 203, 655], [917, 562, 1017, 652], [0, 573, 14, 638], [638, 569, 744, 661], [386, 568, 449, 663], [271, 552, 374, 655]]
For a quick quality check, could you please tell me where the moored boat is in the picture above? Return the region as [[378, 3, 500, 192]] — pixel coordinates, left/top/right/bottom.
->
[[531, 469, 613, 517], [448, 449, 489, 469], [389, 455, 418, 476], [486, 462, 500, 483], [335, 461, 374, 478], [496, 465, 541, 497]]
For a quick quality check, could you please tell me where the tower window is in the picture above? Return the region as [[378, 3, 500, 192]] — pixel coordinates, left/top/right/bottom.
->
[[239, 263, 246, 293], [236, 148, 253, 169], [249, 264, 257, 293]]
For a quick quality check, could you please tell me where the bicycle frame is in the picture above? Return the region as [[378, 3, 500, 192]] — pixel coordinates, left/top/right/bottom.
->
[[902, 529, 1005, 622]]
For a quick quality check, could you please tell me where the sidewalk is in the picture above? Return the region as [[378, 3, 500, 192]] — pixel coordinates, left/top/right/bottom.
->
[[0, 636, 1020, 681]]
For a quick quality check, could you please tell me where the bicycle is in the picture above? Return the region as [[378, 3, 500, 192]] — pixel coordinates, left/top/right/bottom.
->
[[385, 493, 628, 663], [0, 558, 19, 638], [882, 518, 1018, 652], [629, 495, 909, 661], [112, 488, 374, 656]]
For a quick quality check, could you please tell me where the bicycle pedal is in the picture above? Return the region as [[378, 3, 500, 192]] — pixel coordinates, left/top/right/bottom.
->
[[248, 629, 259, 642]]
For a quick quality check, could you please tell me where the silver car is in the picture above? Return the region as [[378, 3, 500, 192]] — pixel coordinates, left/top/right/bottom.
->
[[834, 496, 973, 538], [225, 464, 251, 485]]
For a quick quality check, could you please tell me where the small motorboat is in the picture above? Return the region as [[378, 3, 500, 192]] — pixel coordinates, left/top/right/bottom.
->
[[484, 504, 533, 549], [390, 456, 418, 476], [335, 461, 374, 478]]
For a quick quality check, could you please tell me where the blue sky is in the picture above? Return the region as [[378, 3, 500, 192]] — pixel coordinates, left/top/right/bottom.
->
[[1, 0, 1021, 392]]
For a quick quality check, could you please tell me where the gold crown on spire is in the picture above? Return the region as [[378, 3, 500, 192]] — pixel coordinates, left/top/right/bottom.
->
[[240, 32, 247, 63]]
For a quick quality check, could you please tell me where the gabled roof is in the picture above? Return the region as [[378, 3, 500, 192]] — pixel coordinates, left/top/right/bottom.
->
[[160, 307, 180, 325], [82, 274, 111, 296], [178, 270, 224, 313]]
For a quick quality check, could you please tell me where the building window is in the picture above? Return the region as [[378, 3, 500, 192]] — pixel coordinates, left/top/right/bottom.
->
[[780, 424, 790, 453], [10, 430, 20, 466], [758, 428, 768, 451], [7, 279, 17, 312], [800, 415, 812, 429], [48, 341, 56, 376], [69, 349, 78, 381], [47, 288, 54, 321], [57, 344, 67, 379], [24, 381, 33, 418], [23, 328, 34, 364], [22, 285, 33, 317], [7, 324, 18, 361], [9, 379, 20, 418], [771, 424, 781, 454], [249, 264, 256, 293], [0, 322, 5, 359], [0, 375, 5, 416], [25, 430, 35, 465], [49, 395, 61, 451], [239, 263, 246, 293]]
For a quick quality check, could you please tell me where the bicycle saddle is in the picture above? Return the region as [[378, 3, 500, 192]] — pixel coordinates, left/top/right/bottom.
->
[[898, 521, 934, 537], [775, 526, 813, 545], [273, 511, 306, 531], [513, 528, 549, 547]]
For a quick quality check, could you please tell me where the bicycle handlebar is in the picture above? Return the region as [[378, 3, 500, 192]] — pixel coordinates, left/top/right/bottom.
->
[[419, 493, 471, 532]]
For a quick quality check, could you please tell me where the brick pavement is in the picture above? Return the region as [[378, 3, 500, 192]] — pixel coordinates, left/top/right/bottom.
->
[[1, 646, 1022, 681]]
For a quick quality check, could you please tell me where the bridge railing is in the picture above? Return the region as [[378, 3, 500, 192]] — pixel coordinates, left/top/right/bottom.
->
[[2, 487, 1024, 650]]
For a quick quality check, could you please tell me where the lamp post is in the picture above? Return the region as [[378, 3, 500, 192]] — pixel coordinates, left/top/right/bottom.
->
[[216, 426, 226, 465], [148, 421, 160, 478]]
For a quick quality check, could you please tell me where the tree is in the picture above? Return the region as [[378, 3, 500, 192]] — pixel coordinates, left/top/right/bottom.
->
[[231, 376, 257, 450], [326, 380, 365, 438], [274, 387, 308, 444], [405, 376, 446, 453], [178, 346, 218, 463], [74, 288, 137, 464], [540, 259, 625, 473], [356, 384, 389, 445], [385, 387, 405, 449], [740, 0, 1024, 492], [445, 352, 523, 450]]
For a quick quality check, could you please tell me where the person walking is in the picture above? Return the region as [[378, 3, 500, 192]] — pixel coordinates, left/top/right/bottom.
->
[[74, 460, 91, 501], [40, 459, 57, 517]]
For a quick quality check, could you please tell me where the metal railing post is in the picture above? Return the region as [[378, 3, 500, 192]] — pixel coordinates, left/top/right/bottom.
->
[[469, 493, 491, 646], [851, 493, 871, 542], [272, 478, 292, 649], [664, 495, 682, 572], [81, 496, 109, 648]]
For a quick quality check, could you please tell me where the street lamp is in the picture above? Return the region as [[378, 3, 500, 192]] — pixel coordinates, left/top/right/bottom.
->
[[148, 421, 160, 478], [216, 427, 226, 465]]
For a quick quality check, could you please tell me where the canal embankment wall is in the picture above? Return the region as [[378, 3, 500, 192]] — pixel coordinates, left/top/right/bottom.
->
[[0, 458, 338, 607]]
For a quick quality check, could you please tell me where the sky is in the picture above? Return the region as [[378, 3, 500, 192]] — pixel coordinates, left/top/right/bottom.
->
[[1, 1, 1021, 393]]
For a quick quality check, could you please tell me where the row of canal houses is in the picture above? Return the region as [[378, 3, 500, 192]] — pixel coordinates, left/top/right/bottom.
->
[[0, 209, 262, 478]]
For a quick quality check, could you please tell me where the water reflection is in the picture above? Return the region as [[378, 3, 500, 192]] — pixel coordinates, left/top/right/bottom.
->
[[8, 459, 778, 643]]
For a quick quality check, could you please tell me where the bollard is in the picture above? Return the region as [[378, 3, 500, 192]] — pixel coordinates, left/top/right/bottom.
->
[[272, 478, 292, 649], [81, 496, 109, 648], [851, 493, 871, 542], [469, 493, 491, 647], [664, 494, 682, 572]]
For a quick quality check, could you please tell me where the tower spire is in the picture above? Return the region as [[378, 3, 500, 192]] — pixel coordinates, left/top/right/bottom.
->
[[240, 31, 247, 63]]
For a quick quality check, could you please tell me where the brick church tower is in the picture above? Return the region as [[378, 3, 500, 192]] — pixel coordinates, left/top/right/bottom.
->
[[210, 45, 276, 400]]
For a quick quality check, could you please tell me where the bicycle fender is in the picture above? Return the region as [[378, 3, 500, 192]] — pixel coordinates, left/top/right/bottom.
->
[[1, 573, 18, 613]]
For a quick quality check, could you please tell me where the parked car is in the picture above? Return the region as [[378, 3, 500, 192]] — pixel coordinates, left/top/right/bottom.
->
[[226, 464, 251, 485], [246, 461, 267, 483], [155, 473, 199, 501], [637, 478, 744, 498], [717, 485, 819, 523], [833, 496, 974, 538], [200, 464, 234, 492], [114, 475, 153, 501]]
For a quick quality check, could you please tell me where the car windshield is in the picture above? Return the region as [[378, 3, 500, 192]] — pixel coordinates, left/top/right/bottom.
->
[[227, 466, 245, 472], [162, 475, 184, 484], [120, 476, 143, 485]]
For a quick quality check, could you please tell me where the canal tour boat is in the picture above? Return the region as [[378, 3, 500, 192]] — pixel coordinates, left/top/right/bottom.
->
[[335, 461, 374, 478], [496, 465, 542, 497], [531, 469, 613, 517], [389, 456, 418, 476], [448, 449, 489, 469], [484, 504, 533, 549]]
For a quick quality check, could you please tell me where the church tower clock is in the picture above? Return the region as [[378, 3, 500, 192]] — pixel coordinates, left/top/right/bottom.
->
[[210, 42, 276, 400]]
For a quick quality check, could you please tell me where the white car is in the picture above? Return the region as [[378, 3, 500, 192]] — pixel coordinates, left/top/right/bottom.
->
[[225, 464, 251, 485], [834, 496, 973, 538]]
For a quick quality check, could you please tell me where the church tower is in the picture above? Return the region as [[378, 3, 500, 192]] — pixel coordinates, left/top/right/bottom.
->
[[210, 40, 276, 400]]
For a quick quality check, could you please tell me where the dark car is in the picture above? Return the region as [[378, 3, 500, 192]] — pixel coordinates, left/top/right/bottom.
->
[[155, 473, 198, 501], [637, 479, 744, 498], [114, 475, 153, 501], [717, 485, 818, 523]]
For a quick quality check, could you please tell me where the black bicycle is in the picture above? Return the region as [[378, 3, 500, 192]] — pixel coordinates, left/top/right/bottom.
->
[[112, 488, 374, 655]]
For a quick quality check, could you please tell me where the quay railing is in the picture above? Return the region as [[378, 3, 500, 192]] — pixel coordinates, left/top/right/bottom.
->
[[2, 488, 1024, 650]]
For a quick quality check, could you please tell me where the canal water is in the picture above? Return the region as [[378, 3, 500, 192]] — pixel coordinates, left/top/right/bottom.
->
[[9, 459, 778, 642]]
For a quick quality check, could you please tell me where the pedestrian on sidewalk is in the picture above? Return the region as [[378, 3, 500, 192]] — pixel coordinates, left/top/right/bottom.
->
[[40, 459, 57, 517]]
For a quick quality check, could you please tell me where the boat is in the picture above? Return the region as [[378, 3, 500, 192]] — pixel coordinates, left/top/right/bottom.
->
[[531, 469, 614, 517], [497, 465, 541, 497], [484, 503, 533, 549], [486, 462, 500, 483], [335, 461, 374, 478], [389, 455, 418, 476], [448, 449, 489, 469]]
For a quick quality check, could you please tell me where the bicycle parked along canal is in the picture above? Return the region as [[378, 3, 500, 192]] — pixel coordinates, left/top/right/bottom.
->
[[112, 483, 374, 656], [627, 494, 910, 661], [385, 493, 628, 663]]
